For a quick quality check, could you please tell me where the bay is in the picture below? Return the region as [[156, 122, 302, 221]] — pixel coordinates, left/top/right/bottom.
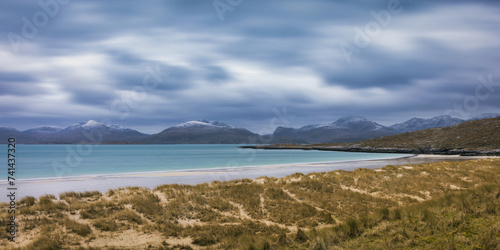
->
[[7, 144, 408, 179]]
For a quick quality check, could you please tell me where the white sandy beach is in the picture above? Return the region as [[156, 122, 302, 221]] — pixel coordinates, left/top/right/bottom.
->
[[0, 154, 492, 202]]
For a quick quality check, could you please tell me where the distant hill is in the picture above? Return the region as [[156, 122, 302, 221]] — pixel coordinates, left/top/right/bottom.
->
[[145, 120, 262, 144], [2, 113, 499, 144], [272, 116, 398, 144], [23, 126, 63, 135], [49, 120, 149, 144], [389, 113, 500, 132], [345, 116, 500, 151], [0, 127, 36, 143], [0, 121, 148, 144], [469, 113, 500, 120], [390, 115, 465, 132], [246, 116, 500, 155], [0, 120, 261, 144], [271, 114, 500, 144]]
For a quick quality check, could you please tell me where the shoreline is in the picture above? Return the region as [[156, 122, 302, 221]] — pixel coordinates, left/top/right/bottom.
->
[[2, 152, 412, 182], [0, 154, 489, 202], [240, 145, 500, 156]]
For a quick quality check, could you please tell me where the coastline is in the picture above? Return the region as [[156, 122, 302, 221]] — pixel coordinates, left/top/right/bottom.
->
[[6, 152, 411, 182], [3, 144, 409, 180], [0, 154, 489, 202], [240, 145, 500, 156]]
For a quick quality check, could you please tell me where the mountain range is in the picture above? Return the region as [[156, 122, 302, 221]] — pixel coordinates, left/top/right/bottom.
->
[[272, 116, 398, 143], [389, 115, 464, 133], [346, 116, 500, 151], [1, 113, 498, 144], [0, 120, 149, 144], [389, 113, 500, 132], [142, 120, 261, 144]]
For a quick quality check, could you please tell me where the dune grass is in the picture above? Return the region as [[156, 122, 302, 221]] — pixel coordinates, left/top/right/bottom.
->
[[0, 158, 499, 249]]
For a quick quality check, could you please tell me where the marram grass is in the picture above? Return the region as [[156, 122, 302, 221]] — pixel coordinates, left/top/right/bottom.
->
[[0, 158, 499, 249]]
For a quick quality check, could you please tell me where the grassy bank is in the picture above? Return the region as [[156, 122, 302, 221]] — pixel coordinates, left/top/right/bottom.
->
[[1, 158, 499, 249], [244, 117, 500, 156]]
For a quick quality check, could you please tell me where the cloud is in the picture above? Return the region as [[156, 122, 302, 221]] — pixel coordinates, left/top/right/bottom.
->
[[203, 65, 231, 83], [0, 72, 44, 96], [324, 40, 455, 89], [0, 0, 499, 133]]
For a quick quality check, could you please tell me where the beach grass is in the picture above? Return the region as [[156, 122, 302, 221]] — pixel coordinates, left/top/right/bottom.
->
[[0, 158, 499, 249]]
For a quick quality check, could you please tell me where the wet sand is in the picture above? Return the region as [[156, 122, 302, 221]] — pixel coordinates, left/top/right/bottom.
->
[[0, 154, 492, 202]]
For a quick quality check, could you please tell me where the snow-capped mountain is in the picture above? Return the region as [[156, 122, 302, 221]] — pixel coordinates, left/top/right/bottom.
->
[[68, 120, 101, 129], [331, 116, 386, 131], [273, 116, 397, 144], [0, 121, 148, 144], [147, 120, 261, 144], [50, 120, 148, 143], [23, 126, 63, 134], [66, 120, 130, 131], [2, 113, 499, 144], [173, 120, 234, 129], [390, 115, 465, 132]]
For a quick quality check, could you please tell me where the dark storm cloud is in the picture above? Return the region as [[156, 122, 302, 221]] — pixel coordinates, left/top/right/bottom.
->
[[0, 72, 45, 96], [0, 83, 47, 97], [217, 36, 311, 67], [70, 89, 117, 106], [324, 40, 458, 89], [204, 65, 231, 83], [106, 50, 146, 66], [106, 51, 199, 92], [157, 66, 192, 90], [0, 71, 36, 83]]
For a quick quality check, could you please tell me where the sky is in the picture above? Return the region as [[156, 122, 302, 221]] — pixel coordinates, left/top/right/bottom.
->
[[1, 0, 500, 134]]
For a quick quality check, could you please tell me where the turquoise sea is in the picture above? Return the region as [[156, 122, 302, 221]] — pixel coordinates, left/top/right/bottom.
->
[[7, 144, 408, 179]]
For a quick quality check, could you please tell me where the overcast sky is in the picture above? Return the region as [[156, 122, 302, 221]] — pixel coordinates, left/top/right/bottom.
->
[[1, 0, 499, 134]]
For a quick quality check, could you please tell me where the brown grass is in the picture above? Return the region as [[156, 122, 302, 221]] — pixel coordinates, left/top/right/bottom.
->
[[0, 158, 499, 249]]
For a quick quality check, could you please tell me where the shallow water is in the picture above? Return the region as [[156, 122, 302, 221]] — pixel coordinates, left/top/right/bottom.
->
[[5, 144, 407, 179]]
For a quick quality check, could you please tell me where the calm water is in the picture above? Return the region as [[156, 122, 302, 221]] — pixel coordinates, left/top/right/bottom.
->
[[6, 144, 408, 179]]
